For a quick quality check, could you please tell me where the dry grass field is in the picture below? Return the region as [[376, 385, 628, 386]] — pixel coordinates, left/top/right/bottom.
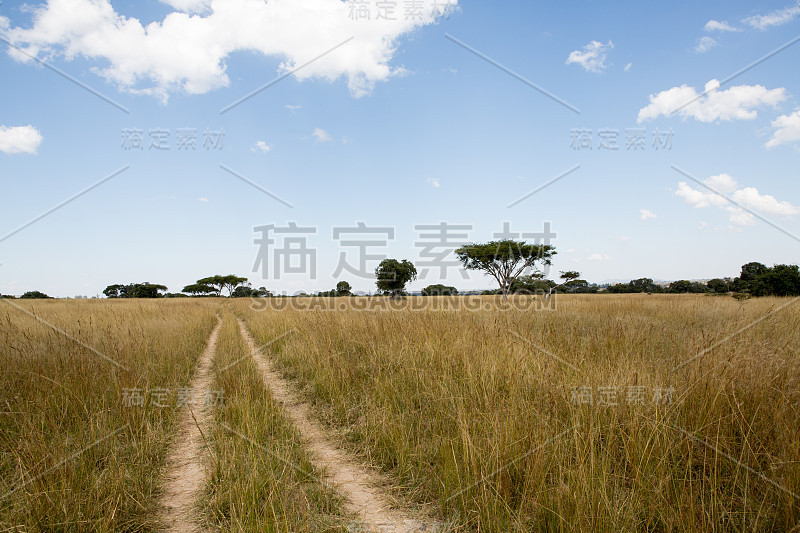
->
[[1, 294, 798, 532], [0, 299, 218, 530], [237, 294, 800, 532]]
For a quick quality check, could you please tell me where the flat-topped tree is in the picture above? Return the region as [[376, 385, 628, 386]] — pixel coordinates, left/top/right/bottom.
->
[[182, 283, 216, 296], [195, 275, 248, 297], [558, 270, 589, 293], [455, 240, 555, 300]]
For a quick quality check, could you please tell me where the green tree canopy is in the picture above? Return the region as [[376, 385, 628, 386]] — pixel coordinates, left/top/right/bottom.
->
[[510, 274, 555, 294], [375, 259, 417, 298], [182, 283, 217, 296], [707, 278, 730, 294], [455, 240, 555, 299], [196, 275, 248, 297], [668, 280, 708, 293], [336, 281, 352, 296], [103, 283, 167, 298], [19, 290, 52, 299], [421, 284, 458, 296], [231, 285, 272, 298]]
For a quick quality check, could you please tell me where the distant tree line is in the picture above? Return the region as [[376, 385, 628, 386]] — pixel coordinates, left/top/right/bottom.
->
[[103, 282, 169, 298], [0, 290, 54, 299], [316, 281, 353, 297], [7, 244, 799, 300], [100, 275, 270, 299], [603, 262, 800, 296]]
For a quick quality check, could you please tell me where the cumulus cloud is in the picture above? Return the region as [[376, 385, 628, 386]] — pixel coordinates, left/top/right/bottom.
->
[[702, 173, 738, 193], [160, 0, 211, 14], [252, 140, 271, 153], [640, 209, 657, 220], [695, 36, 718, 53], [0, 0, 457, 101], [766, 108, 800, 148], [198, 197, 209, 202], [704, 20, 741, 32], [566, 40, 613, 73], [675, 173, 800, 226], [637, 79, 786, 122], [0, 125, 43, 154], [588, 253, 610, 261], [743, 4, 800, 30], [427, 177, 440, 188], [312, 127, 332, 142]]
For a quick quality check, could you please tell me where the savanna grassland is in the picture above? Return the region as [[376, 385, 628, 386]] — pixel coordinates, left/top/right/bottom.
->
[[236, 294, 800, 532], [1, 294, 799, 532]]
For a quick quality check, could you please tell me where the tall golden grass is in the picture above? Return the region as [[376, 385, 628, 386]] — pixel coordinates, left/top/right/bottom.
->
[[2, 295, 798, 531], [0, 299, 217, 530], [204, 309, 347, 531], [237, 294, 800, 532]]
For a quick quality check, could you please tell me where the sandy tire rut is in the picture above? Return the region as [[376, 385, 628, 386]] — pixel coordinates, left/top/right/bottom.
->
[[237, 319, 434, 533], [159, 318, 222, 532]]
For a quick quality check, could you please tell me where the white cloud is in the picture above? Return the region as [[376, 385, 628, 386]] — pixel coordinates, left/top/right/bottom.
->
[[1, 0, 457, 101], [285, 104, 302, 112], [312, 127, 332, 142], [766, 108, 800, 148], [427, 177, 440, 188], [588, 253, 610, 261], [198, 197, 209, 202], [252, 140, 271, 153], [698, 221, 708, 230], [0, 124, 43, 154], [704, 20, 741, 32], [640, 209, 657, 220], [565, 248, 575, 253], [695, 36, 718, 53], [160, 0, 211, 14], [566, 40, 613, 73], [637, 79, 786, 122], [704, 173, 739, 193], [743, 4, 800, 30], [675, 173, 800, 226], [624, 62, 632, 72], [619, 236, 630, 244]]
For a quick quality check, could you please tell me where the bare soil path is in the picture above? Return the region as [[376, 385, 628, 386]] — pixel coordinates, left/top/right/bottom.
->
[[237, 319, 436, 533], [160, 318, 222, 532]]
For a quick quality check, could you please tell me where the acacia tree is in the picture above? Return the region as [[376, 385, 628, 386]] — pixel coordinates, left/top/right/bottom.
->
[[196, 275, 248, 297], [557, 270, 589, 293], [375, 259, 417, 299], [182, 283, 216, 296], [455, 240, 555, 300]]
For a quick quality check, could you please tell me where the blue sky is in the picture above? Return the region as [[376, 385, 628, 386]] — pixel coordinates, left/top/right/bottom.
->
[[1, 0, 799, 297]]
